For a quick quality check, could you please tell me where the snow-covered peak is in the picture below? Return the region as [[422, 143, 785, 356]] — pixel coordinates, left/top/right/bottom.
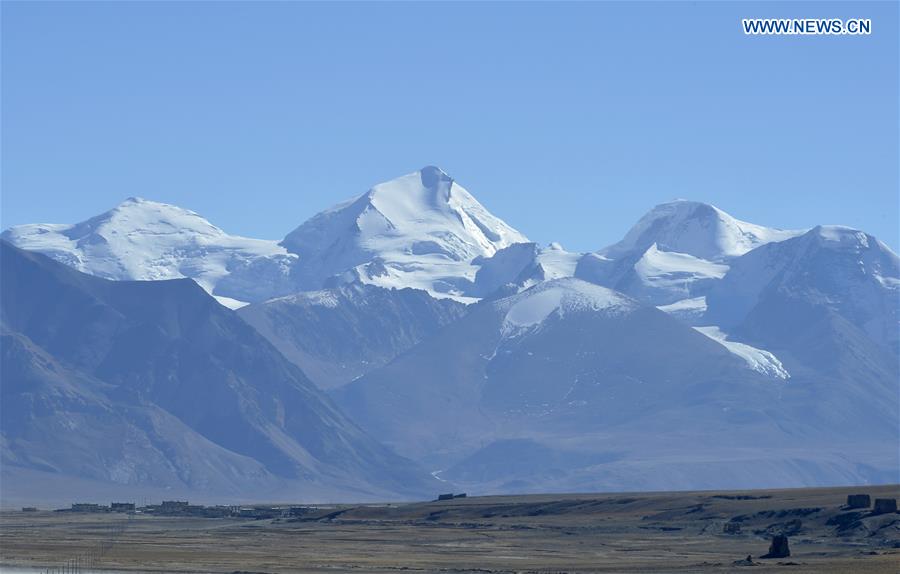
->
[[705, 224, 899, 349], [807, 225, 888, 252], [280, 166, 528, 298], [602, 200, 804, 261], [497, 278, 635, 332], [5, 197, 220, 244], [1, 198, 295, 306], [775, 225, 898, 269], [470, 241, 581, 298]]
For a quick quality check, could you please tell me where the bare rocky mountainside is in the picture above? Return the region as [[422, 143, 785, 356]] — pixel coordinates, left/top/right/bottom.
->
[[2, 166, 897, 503], [237, 284, 467, 389], [0, 242, 438, 504]]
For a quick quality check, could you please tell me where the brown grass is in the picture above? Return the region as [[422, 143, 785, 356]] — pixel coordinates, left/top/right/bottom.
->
[[2, 484, 898, 573]]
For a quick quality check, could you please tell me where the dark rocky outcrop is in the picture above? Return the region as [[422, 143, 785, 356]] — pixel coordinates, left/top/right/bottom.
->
[[827, 511, 865, 534], [761, 534, 790, 559], [846, 494, 871, 509], [756, 519, 802, 537]]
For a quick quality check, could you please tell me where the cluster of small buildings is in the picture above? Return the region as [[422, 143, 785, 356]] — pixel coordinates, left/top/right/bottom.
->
[[58, 500, 313, 519], [435, 492, 467, 501], [846, 493, 898, 514]]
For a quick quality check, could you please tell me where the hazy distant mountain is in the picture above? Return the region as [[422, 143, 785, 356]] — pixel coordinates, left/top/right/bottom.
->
[[0, 241, 436, 504], [237, 283, 467, 389], [334, 277, 897, 492]]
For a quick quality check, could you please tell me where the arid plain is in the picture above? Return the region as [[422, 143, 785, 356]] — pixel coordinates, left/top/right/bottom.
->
[[2, 485, 898, 574]]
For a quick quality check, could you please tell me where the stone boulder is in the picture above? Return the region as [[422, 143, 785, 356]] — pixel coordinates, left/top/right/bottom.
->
[[761, 534, 790, 559]]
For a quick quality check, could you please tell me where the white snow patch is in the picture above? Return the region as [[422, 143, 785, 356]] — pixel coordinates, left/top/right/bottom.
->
[[634, 244, 728, 288], [874, 273, 900, 290], [214, 295, 250, 310], [816, 225, 868, 245], [658, 296, 707, 314], [694, 326, 790, 380], [504, 288, 568, 328], [500, 278, 634, 334], [536, 244, 581, 280], [268, 289, 343, 308]]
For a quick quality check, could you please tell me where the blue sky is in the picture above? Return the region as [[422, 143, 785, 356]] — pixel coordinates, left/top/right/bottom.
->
[[2, 1, 897, 251]]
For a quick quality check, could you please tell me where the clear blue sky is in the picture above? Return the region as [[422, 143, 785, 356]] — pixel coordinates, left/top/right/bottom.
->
[[2, 1, 898, 252]]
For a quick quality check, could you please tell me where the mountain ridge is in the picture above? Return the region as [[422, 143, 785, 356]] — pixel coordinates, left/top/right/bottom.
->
[[0, 241, 438, 503]]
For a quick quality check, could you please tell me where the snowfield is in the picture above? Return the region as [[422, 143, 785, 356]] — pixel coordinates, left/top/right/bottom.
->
[[694, 326, 790, 380], [499, 278, 634, 333]]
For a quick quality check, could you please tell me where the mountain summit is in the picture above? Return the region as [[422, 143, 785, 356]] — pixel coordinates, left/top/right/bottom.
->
[[574, 200, 806, 308], [1, 168, 527, 304], [280, 166, 528, 298], [0, 197, 295, 308], [601, 200, 803, 262]]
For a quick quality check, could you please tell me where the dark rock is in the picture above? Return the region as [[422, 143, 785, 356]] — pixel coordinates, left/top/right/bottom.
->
[[761, 534, 790, 559], [846, 494, 871, 509], [756, 518, 802, 537], [723, 522, 742, 534], [732, 507, 821, 522], [826, 511, 865, 533], [731, 555, 757, 566], [872, 498, 897, 515]]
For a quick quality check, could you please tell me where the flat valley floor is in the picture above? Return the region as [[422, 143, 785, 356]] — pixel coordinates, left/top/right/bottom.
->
[[1, 485, 898, 573]]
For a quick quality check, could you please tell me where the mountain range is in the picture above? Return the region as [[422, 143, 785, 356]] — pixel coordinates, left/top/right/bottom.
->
[[2, 166, 897, 503], [1, 242, 436, 505]]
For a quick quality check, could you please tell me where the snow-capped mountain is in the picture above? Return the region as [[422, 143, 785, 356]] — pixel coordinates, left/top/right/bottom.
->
[[1, 198, 296, 308], [335, 277, 896, 492], [600, 199, 803, 262], [708, 226, 898, 339], [280, 166, 528, 300], [706, 225, 900, 358], [2, 167, 528, 305], [335, 277, 777, 464], [3, 169, 898, 498], [575, 200, 805, 309]]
